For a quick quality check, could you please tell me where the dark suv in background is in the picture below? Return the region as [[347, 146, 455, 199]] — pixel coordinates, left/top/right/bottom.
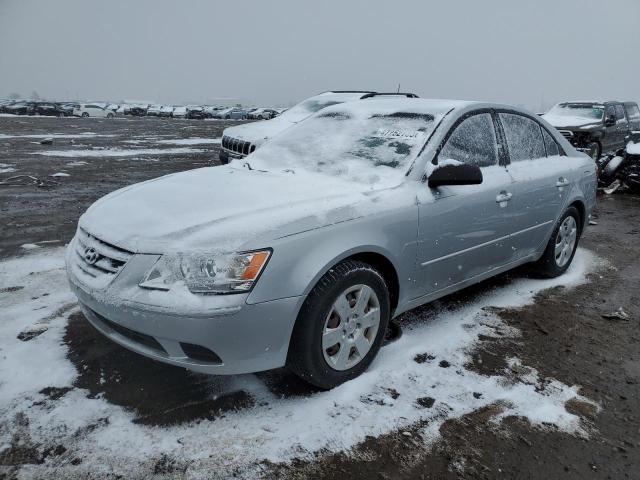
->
[[542, 101, 640, 160]]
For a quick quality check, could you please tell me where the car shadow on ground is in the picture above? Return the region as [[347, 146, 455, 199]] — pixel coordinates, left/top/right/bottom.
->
[[62, 265, 534, 427]]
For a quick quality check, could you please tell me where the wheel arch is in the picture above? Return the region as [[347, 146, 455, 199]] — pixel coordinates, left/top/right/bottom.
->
[[568, 199, 586, 233], [340, 251, 400, 315]]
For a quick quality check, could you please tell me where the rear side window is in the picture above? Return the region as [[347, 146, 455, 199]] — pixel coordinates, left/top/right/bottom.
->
[[439, 113, 498, 168], [542, 128, 560, 156], [615, 105, 627, 125], [499, 113, 546, 161]]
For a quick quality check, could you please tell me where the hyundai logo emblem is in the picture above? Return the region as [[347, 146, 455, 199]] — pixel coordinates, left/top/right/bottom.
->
[[84, 247, 99, 265]]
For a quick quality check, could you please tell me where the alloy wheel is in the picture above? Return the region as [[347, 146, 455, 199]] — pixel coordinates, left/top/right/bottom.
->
[[322, 284, 380, 371], [555, 216, 577, 267]]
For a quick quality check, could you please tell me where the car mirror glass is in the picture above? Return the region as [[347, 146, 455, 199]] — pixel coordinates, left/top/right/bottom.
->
[[427, 162, 483, 188]]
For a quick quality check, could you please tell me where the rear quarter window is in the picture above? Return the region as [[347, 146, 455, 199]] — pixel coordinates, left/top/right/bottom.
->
[[541, 128, 561, 156]]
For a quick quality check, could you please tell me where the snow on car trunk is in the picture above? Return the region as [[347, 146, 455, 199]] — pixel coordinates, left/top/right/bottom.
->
[[0, 247, 602, 478]]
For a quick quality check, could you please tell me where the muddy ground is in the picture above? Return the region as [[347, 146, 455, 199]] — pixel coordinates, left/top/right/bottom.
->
[[0, 116, 639, 479]]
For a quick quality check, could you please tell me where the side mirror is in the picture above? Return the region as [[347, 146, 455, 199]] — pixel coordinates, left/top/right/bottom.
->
[[428, 162, 483, 188], [605, 115, 616, 126]]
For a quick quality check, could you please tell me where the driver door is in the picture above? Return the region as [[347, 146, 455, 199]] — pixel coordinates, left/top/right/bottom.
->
[[414, 112, 516, 300]]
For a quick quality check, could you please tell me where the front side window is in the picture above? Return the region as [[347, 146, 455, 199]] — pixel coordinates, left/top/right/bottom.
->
[[605, 105, 616, 123], [499, 113, 546, 162], [438, 113, 498, 168]]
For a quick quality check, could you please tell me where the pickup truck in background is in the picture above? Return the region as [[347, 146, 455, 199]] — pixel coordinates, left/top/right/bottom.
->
[[542, 101, 640, 160]]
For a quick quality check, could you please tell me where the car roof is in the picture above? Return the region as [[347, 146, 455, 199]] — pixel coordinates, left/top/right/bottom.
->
[[316, 97, 477, 117]]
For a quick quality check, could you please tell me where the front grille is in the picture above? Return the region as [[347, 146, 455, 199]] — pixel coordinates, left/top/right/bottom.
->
[[221, 135, 256, 157], [74, 228, 133, 280], [91, 309, 167, 355], [559, 130, 573, 140]]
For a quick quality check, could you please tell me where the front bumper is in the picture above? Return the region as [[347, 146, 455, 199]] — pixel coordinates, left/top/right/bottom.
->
[[66, 240, 302, 375]]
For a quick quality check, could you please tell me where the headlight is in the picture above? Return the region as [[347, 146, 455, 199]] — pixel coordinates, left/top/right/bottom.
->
[[139, 249, 271, 294]]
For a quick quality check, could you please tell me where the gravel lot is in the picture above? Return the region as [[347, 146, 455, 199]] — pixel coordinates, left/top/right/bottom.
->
[[1, 117, 639, 479]]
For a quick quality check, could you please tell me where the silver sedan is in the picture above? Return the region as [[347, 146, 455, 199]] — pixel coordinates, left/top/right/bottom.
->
[[66, 98, 596, 389]]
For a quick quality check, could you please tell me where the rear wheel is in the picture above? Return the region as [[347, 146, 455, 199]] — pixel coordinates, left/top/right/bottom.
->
[[532, 206, 581, 278], [107, 113, 114, 118], [287, 260, 390, 389], [81, 112, 89, 118]]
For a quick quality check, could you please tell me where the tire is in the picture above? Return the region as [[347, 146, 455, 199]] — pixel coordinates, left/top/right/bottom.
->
[[287, 260, 390, 389], [586, 141, 601, 161], [81, 112, 89, 118], [107, 113, 114, 118], [532, 206, 581, 278]]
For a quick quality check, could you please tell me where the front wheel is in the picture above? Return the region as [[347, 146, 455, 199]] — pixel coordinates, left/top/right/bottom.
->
[[81, 112, 89, 118], [532, 206, 581, 278], [287, 260, 390, 389]]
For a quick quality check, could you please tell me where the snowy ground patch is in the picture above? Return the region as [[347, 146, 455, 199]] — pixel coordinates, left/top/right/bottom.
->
[[0, 163, 16, 173], [0, 248, 602, 478], [0, 133, 110, 139], [125, 137, 222, 146], [32, 147, 207, 158]]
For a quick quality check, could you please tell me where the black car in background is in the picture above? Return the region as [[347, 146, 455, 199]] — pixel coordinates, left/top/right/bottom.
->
[[56, 102, 80, 117], [186, 107, 207, 119], [1, 101, 36, 115], [32, 102, 64, 116], [542, 101, 640, 159]]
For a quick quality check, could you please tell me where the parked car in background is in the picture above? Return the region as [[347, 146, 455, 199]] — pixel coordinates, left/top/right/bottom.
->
[[57, 102, 80, 117], [542, 101, 640, 160], [204, 106, 224, 118], [73, 104, 115, 118], [248, 108, 279, 120], [147, 104, 162, 116], [67, 98, 595, 389], [172, 106, 187, 118], [2, 101, 36, 115], [128, 105, 148, 116], [217, 107, 250, 120], [158, 105, 174, 117], [29, 102, 62, 116], [186, 106, 207, 119], [220, 90, 380, 163]]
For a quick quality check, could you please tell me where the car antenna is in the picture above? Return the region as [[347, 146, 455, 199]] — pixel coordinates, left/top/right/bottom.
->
[[397, 83, 401, 93]]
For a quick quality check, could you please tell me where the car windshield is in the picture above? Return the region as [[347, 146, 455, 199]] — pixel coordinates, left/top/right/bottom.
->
[[238, 102, 446, 186], [548, 103, 604, 120], [277, 93, 366, 123]]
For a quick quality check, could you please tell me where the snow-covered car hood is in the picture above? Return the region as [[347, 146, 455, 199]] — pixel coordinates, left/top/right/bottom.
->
[[222, 116, 296, 147], [79, 166, 389, 254], [541, 113, 602, 130]]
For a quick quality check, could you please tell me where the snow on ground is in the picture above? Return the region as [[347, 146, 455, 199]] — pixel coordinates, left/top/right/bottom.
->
[[0, 133, 111, 139], [151, 137, 221, 145], [32, 147, 207, 158], [0, 163, 16, 173], [0, 247, 602, 478]]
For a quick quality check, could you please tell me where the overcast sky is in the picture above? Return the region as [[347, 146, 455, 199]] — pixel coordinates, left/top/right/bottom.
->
[[1, 0, 638, 110]]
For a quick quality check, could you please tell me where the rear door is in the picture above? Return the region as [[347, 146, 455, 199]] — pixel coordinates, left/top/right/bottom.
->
[[415, 111, 516, 298], [498, 112, 573, 260], [624, 103, 640, 131]]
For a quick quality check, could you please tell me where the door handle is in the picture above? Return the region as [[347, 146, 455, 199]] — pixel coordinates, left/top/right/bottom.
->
[[556, 177, 570, 188], [496, 191, 513, 203]]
